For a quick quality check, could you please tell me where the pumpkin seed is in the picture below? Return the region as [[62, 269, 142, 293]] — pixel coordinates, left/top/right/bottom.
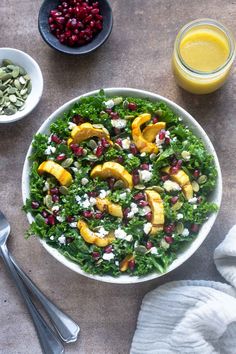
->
[[82, 148, 87, 156], [74, 161, 81, 168], [24, 74, 31, 81], [172, 200, 183, 211], [12, 67, 20, 78], [4, 106, 16, 115], [134, 184, 146, 190], [135, 245, 147, 255], [27, 81, 32, 94], [150, 153, 157, 161], [18, 105, 25, 111], [176, 222, 184, 235], [7, 87, 17, 94], [59, 186, 69, 195], [20, 88, 27, 96], [45, 195, 53, 209], [92, 123, 104, 129], [191, 180, 200, 192], [123, 99, 129, 109], [15, 100, 24, 107], [146, 185, 164, 193], [96, 259, 103, 266], [0, 90, 3, 98], [113, 180, 126, 189], [87, 139, 98, 150], [113, 97, 123, 105], [2, 59, 13, 66], [114, 143, 122, 150], [1, 73, 12, 81], [14, 79, 21, 90], [9, 94, 17, 103], [160, 238, 169, 250], [61, 158, 74, 168], [124, 115, 135, 120], [181, 150, 191, 160], [198, 175, 207, 184], [155, 109, 163, 116], [87, 154, 98, 161], [19, 76, 26, 85]]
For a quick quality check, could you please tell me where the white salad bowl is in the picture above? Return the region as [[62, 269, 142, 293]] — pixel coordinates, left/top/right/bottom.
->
[[22, 88, 222, 284], [0, 48, 43, 124]]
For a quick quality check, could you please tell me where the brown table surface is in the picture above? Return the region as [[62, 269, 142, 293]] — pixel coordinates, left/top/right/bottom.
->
[[1, 0, 236, 353]]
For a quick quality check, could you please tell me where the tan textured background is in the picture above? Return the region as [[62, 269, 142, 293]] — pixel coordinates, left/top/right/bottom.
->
[[1, 0, 236, 353]]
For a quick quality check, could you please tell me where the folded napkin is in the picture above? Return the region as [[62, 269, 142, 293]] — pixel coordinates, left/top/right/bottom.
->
[[131, 225, 236, 354]]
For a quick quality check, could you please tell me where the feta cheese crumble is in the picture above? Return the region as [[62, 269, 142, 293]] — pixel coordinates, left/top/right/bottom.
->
[[81, 177, 89, 186], [68, 122, 77, 130], [139, 206, 151, 216], [114, 228, 133, 242], [127, 202, 139, 218], [189, 197, 198, 204], [150, 246, 158, 254], [99, 190, 108, 199], [58, 235, 66, 245], [139, 170, 153, 183], [50, 235, 54, 241], [69, 222, 77, 228], [182, 228, 190, 237], [163, 180, 181, 192], [111, 118, 127, 129], [104, 99, 114, 109], [103, 252, 115, 261], [96, 226, 109, 238], [122, 138, 131, 149], [177, 213, 183, 220], [44, 145, 56, 155], [143, 222, 152, 235]]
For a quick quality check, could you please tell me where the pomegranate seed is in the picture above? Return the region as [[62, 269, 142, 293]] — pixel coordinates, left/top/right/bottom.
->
[[128, 102, 137, 111], [171, 158, 178, 166], [87, 191, 98, 197], [31, 201, 40, 209], [190, 224, 199, 233], [159, 130, 165, 140], [95, 145, 104, 157], [145, 212, 152, 222], [170, 166, 179, 174], [47, 215, 56, 226], [91, 8, 99, 14], [164, 224, 175, 234], [161, 174, 169, 182], [56, 153, 66, 161], [133, 193, 145, 201], [137, 200, 149, 207], [104, 245, 113, 253], [197, 197, 202, 204], [52, 194, 59, 203], [74, 146, 84, 156], [59, 34, 66, 43], [108, 177, 115, 189], [165, 137, 171, 144], [41, 210, 48, 218], [92, 251, 100, 260], [164, 236, 174, 244], [128, 259, 135, 271], [130, 143, 138, 155], [153, 116, 158, 123], [48, 17, 54, 24], [171, 196, 179, 204], [101, 137, 110, 148], [50, 10, 61, 17], [62, 1, 68, 8], [193, 169, 200, 178], [146, 241, 153, 249], [72, 114, 84, 124], [105, 108, 112, 114], [50, 187, 59, 195], [95, 212, 103, 219], [123, 207, 131, 219], [83, 210, 93, 218], [132, 173, 140, 185], [177, 160, 182, 167], [55, 16, 65, 24], [50, 24, 57, 32], [110, 111, 119, 119], [116, 156, 124, 164], [115, 138, 122, 146], [66, 215, 75, 222], [140, 163, 149, 170]]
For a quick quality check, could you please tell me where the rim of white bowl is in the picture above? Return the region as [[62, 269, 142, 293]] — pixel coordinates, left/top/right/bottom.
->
[[22, 88, 222, 284], [0, 48, 43, 124]]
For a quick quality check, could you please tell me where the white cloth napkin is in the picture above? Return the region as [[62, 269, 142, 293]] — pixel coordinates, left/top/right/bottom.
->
[[130, 225, 236, 354]]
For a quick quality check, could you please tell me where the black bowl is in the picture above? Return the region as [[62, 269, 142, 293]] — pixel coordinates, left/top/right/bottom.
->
[[38, 0, 113, 55]]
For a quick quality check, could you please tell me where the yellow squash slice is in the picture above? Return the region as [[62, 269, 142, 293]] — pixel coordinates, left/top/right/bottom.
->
[[90, 161, 133, 189], [38, 160, 72, 187], [96, 198, 123, 218], [131, 113, 158, 154], [142, 122, 166, 142], [77, 220, 114, 247], [68, 122, 112, 145], [145, 190, 164, 235], [162, 166, 193, 200]]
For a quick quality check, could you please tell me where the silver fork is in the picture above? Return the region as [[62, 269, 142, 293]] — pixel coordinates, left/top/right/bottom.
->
[[0, 210, 79, 353]]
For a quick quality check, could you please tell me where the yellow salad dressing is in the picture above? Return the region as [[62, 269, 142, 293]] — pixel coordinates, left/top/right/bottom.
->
[[172, 19, 235, 94]]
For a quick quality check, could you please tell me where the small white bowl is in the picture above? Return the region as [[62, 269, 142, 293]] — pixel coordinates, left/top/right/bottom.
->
[[0, 48, 43, 123], [22, 88, 222, 284]]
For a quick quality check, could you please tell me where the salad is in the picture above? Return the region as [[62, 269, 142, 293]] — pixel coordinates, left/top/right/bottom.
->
[[24, 90, 218, 277]]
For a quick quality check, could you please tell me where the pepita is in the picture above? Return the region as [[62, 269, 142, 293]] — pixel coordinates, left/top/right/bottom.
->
[[20, 88, 27, 96], [113, 180, 126, 189], [45, 195, 53, 209], [176, 222, 184, 235], [61, 158, 74, 168], [135, 245, 147, 255], [171, 200, 183, 211], [87, 139, 98, 150], [198, 175, 207, 184], [9, 94, 17, 103], [113, 97, 123, 105], [12, 67, 20, 78], [146, 185, 164, 193], [191, 180, 200, 192], [19, 66, 26, 75], [134, 184, 146, 190], [87, 154, 98, 161], [14, 79, 21, 90], [2, 59, 13, 66], [59, 186, 69, 195], [124, 115, 135, 120], [181, 150, 191, 160], [114, 143, 122, 150], [4, 107, 16, 115]]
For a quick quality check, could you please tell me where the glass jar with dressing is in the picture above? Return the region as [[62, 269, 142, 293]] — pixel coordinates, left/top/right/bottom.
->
[[172, 19, 235, 94]]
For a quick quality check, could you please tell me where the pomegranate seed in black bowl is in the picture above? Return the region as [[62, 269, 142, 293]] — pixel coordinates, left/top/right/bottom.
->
[[38, 0, 113, 55]]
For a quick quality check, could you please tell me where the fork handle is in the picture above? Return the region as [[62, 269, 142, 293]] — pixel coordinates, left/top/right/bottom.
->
[[10, 253, 80, 343], [0, 244, 64, 354]]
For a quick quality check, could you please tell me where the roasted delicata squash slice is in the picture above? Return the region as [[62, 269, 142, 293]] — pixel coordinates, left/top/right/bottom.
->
[[90, 161, 133, 189], [96, 198, 123, 218], [162, 167, 193, 200], [38, 160, 73, 187], [120, 254, 135, 272], [142, 122, 166, 142], [68, 122, 112, 145], [145, 189, 164, 235], [131, 113, 158, 154], [77, 220, 114, 247]]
